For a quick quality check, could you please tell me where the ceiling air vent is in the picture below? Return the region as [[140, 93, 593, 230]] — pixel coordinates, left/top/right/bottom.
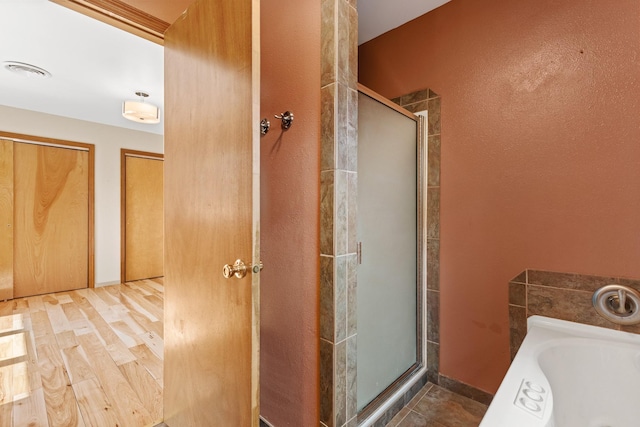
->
[[3, 61, 51, 78]]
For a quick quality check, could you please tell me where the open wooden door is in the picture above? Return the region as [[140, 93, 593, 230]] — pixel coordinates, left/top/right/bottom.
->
[[163, 0, 260, 425]]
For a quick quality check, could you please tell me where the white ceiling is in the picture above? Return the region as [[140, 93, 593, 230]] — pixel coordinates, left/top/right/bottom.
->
[[358, 0, 451, 45], [0, 0, 164, 134], [0, 0, 447, 136]]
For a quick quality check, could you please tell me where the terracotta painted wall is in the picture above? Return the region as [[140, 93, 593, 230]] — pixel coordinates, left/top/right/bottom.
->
[[359, 0, 640, 393], [260, 1, 321, 425]]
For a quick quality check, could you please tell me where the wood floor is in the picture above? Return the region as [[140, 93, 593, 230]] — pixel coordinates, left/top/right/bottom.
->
[[0, 279, 164, 427]]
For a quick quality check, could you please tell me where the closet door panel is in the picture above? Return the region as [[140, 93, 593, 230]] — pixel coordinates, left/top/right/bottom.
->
[[124, 155, 164, 282], [0, 139, 13, 300], [14, 143, 89, 297]]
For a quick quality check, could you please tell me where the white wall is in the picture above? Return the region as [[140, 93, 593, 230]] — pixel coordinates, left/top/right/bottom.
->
[[0, 105, 163, 285]]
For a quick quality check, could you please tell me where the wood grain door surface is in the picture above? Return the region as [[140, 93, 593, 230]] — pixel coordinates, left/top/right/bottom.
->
[[124, 153, 164, 282], [13, 142, 89, 298], [163, 0, 260, 425], [0, 139, 13, 300]]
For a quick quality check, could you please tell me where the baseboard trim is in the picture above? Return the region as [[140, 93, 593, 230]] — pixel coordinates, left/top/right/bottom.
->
[[95, 280, 121, 287], [160, 418, 273, 427], [438, 374, 494, 405]]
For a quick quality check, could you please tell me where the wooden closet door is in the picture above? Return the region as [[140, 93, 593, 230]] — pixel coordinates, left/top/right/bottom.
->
[[14, 143, 89, 297], [124, 155, 164, 282], [0, 139, 13, 300]]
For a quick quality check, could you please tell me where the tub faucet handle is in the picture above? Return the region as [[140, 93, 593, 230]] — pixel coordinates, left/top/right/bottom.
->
[[616, 289, 628, 314], [593, 284, 640, 325]]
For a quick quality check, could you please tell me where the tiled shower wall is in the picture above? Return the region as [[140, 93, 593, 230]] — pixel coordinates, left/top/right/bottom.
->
[[509, 269, 640, 359], [319, 0, 358, 426], [392, 90, 441, 384], [319, 9, 447, 421], [391, 92, 494, 408]]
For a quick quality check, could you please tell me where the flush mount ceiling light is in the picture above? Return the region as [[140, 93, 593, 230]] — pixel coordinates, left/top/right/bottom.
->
[[122, 91, 160, 124], [3, 61, 51, 78]]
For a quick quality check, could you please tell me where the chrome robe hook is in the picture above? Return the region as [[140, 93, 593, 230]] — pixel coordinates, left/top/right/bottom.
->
[[260, 118, 270, 135], [274, 111, 294, 130]]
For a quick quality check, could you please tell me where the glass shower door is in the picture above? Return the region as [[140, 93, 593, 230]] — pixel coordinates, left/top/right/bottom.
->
[[357, 89, 420, 413]]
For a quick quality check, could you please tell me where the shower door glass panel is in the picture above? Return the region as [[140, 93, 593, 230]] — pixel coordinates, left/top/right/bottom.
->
[[357, 91, 418, 411]]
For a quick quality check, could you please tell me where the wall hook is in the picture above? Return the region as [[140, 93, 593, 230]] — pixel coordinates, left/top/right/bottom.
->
[[260, 118, 270, 135], [274, 111, 294, 130]]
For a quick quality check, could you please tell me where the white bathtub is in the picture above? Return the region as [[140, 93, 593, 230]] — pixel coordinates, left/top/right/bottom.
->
[[480, 316, 640, 427]]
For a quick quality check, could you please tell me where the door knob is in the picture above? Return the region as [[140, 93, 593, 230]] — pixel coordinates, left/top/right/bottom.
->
[[223, 259, 247, 279], [222, 259, 264, 279]]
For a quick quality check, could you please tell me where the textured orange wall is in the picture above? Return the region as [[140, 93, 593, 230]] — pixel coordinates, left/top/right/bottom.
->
[[260, 0, 321, 424], [359, 0, 640, 393]]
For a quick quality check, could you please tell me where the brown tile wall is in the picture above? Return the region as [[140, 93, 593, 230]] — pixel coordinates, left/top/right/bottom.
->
[[320, 0, 358, 426], [437, 375, 493, 406], [320, 26, 447, 423], [392, 89, 441, 384], [509, 269, 640, 360]]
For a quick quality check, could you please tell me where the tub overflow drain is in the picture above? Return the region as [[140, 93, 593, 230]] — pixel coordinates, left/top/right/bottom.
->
[[593, 284, 640, 325]]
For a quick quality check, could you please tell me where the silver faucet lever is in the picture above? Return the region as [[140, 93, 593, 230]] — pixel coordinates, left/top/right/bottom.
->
[[617, 289, 628, 314]]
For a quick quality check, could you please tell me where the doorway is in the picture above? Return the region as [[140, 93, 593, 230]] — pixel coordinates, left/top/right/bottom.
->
[[34, 0, 260, 423], [121, 149, 164, 283]]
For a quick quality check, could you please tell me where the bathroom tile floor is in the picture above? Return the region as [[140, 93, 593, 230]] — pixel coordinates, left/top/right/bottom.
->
[[386, 383, 488, 427]]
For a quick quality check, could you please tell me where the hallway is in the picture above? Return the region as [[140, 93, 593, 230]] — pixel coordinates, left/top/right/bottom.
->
[[0, 279, 164, 426]]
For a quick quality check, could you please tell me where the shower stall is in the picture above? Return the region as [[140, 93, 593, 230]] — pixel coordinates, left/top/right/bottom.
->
[[356, 85, 428, 423]]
